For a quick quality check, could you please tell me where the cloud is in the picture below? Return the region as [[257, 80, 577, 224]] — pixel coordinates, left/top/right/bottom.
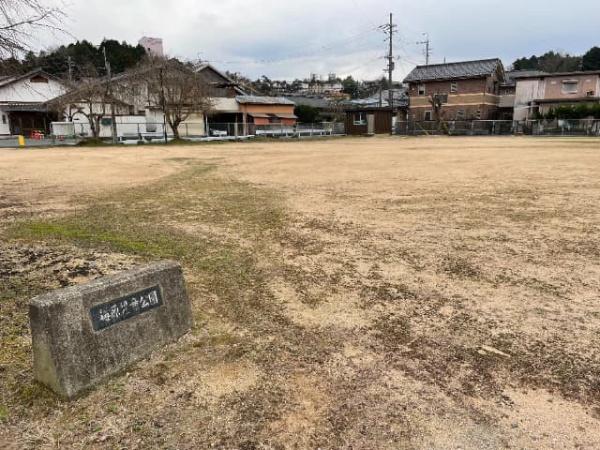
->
[[42, 0, 599, 81]]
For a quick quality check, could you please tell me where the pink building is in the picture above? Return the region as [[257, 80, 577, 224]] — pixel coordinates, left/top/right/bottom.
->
[[138, 37, 164, 58]]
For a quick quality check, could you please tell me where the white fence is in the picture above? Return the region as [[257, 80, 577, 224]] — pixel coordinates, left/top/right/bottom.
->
[[53, 121, 190, 141], [50, 121, 346, 142]]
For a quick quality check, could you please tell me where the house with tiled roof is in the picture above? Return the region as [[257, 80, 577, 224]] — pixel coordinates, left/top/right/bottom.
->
[[403, 58, 506, 121], [0, 68, 68, 136]]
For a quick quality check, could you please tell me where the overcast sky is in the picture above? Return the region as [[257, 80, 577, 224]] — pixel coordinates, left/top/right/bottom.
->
[[46, 0, 599, 81]]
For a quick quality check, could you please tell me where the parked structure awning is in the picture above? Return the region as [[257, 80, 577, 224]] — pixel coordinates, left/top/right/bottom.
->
[[247, 112, 298, 119]]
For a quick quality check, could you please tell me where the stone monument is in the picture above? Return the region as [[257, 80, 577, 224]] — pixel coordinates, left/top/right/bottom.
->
[[29, 260, 192, 399]]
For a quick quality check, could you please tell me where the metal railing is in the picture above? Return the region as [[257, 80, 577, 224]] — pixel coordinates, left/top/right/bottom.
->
[[48, 121, 346, 142], [396, 119, 600, 136], [207, 122, 345, 138], [520, 119, 600, 136]]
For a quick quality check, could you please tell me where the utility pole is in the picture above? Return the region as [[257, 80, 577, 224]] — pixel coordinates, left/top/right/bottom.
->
[[417, 33, 432, 66], [159, 67, 168, 144], [67, 56, 73, 82], [103, 47, 118, 144], [380, 13, 397, 130]]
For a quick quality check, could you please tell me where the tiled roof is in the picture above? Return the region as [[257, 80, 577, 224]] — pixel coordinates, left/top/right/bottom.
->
[[196, 63, 246, 95], [403, 59, 503, 83], [236, 95, 295, 105], [344, 89, 409, 108], [515, 69, 600, 79], [286, 96, 331, 109], [502, 70, 549, 86], [0, 68, 65, 88]]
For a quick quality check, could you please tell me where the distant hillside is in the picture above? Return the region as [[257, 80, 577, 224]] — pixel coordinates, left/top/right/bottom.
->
[[0, 39, 147, 78]]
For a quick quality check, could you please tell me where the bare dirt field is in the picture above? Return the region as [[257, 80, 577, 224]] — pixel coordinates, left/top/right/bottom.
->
[[1, 136, 599, 449]]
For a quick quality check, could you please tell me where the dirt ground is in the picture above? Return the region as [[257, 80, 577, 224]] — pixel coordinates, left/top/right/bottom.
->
[[1, 136, 600, 449]]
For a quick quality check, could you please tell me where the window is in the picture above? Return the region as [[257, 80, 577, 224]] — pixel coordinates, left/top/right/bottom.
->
[[418, 84, 426, 96], [434, 93, 448, 104], [354, 112, 366, 125], [456, 110, 465, 120], [1, 115, 6, 125], [424, 111, 433, 121], [475, 109, 482, 120], [562, 80, 579, 94], [450, 82, 458, 93]]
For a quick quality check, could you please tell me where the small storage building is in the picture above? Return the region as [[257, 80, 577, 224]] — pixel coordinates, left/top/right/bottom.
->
[[345, 107, 397, 135]]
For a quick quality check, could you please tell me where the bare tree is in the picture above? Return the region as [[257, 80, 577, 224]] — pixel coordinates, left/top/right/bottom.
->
[[132, 57, 213, 140], [429, 92, 447, 128], [0, 0, 65, 57], [49, 66, 125, 139]]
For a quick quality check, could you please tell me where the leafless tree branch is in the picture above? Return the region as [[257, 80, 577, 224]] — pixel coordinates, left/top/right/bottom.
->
[[48, 65, 114, 139], [0, 0, 65, 57], [127, 57, 213, 139]]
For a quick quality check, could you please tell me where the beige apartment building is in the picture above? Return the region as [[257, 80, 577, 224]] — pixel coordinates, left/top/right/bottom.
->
[[513, 70, 600, 120]]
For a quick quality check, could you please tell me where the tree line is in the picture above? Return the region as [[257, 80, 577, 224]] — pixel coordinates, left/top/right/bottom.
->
[[0, 39, 147, 78], [512, 47, 600, 72]]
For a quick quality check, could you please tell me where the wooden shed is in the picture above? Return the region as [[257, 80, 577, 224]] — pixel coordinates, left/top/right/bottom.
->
[[345, 107, 396, 135]]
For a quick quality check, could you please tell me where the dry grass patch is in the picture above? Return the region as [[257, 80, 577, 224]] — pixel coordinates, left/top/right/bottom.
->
[[1, 137, 600, 448]]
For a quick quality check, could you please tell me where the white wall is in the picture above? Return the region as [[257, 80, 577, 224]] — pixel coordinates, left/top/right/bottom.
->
[[0, 76, 66, 103], [212, 97, 239, 113], [514, 78, 545, 121], [181, 113, 206, 136], [0, 108, 10, 135], [70, 115, 149, 138], [64, 108, 206, 138], [144, 109, 206, 136]]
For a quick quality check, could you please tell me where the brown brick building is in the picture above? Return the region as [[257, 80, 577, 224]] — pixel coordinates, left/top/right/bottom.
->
[[404, 59, 506, 121]]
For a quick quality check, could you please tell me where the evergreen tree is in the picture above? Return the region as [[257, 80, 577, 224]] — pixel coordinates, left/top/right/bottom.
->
[[0, 39, 147, 78], [342, 76, 359, 98], [512, 50, 582, 73], [582, 47, 600, 71]]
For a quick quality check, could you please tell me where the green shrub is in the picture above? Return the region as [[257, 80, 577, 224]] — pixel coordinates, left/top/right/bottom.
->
[[544, 104, 600, 120]]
